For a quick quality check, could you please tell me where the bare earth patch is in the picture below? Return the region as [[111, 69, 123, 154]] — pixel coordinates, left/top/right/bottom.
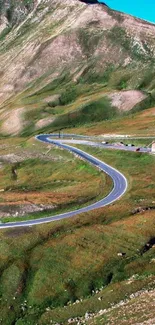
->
[[43, 94, 60, 104], [0, 203, 56, 218], [1, 107, 24, 135], [35, 117, 55, 129], [0, 151, 62, 163], [108, 90, 146, 111]]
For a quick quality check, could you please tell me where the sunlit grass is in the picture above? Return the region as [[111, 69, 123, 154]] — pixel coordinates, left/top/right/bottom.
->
[[0, 144, 155, 324]]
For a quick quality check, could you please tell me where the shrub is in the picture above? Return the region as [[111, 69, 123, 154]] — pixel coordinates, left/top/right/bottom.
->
[[59, 86, 78, 106]]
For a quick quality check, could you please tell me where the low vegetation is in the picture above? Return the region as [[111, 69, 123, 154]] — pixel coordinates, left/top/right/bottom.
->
[[0, 137, 112, 221], [50, 97, 118, 130], [0, 1, 155, 324], [0, 141, 155, 324], [65, 104, 155, 136]]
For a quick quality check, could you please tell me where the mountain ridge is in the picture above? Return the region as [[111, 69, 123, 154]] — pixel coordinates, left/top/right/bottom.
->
[[0, 0, 155, 135]]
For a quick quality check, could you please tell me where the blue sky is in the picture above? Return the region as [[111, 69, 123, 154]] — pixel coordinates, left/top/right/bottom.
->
[[99, 0, 155, 23]]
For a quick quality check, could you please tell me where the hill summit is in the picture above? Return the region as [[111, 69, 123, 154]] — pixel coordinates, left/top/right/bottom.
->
[[79, 0, 107, 4]]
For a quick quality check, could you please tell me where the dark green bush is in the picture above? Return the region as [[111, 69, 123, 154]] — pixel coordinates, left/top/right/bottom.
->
[[59, 86, 78, 106]]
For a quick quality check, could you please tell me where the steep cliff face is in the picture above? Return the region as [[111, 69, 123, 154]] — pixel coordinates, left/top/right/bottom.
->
[[0, 0, 155, 135]]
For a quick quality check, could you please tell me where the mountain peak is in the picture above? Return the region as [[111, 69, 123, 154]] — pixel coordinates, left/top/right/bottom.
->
[[0, 0, 155, 135], [79, 0, 107, 5]]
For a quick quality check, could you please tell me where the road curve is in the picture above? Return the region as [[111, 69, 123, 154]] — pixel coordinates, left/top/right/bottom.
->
[[0, 134, 128, 229]]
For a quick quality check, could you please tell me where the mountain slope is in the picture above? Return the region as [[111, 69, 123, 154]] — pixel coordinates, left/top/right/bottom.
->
[[0, 3, 155, 325], [0, 0, 155, 135]]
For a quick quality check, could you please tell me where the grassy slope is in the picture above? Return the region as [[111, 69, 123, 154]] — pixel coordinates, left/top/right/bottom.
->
[[0, 137, 112, 222], [10, 72, 155, 137], [0, 145, 155, 324], [64, 105, 155, 136], [88, 286, 155, 324], [0, 3, 155, 324]]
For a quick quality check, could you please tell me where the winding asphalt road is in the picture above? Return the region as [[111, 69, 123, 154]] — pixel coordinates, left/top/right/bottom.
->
[[0, 134, 128, 229]]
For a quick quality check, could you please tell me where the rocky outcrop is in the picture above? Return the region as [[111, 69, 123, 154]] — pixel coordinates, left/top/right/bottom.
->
[[0, 0, 36, 27]]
